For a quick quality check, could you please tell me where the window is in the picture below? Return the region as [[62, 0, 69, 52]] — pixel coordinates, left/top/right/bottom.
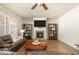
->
[[0, 13, 17, 37]]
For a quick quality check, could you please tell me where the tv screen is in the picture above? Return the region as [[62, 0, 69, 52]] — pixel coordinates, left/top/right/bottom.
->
[[34, 20, 46, 27]]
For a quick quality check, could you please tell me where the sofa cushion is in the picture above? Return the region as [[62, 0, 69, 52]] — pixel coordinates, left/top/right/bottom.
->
[[2, 35, 12, 40], [9, 39, 26, 52], [0, 35, 13, 44], [0, 44, 12, 48], [3, 40, 13, 44], [0, 39, 3, 45], [0, 48, 9, 51]]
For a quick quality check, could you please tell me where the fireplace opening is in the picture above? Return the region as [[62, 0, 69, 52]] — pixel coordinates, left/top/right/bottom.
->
[[36, 31, 44, 38]]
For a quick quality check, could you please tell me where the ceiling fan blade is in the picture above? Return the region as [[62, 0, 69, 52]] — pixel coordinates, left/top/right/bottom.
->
[[42, 3, 48, 10], [31, 3, 38, 9]]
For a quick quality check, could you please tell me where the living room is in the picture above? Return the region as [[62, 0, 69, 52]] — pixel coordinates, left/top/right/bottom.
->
[[0, 3, 79, 55]]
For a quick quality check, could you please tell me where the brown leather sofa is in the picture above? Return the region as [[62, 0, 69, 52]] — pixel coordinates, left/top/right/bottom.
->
[[0, 35, 26, 52]]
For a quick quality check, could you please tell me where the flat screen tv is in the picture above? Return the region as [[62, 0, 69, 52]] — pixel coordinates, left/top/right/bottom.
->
[[34, 20, 46, 27]]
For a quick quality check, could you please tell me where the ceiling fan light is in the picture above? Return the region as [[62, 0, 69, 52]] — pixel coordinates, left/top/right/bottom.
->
[[37, 3, 40, 5]]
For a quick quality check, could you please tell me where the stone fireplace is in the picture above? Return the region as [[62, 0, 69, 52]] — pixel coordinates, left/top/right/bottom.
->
[[33, 28, 47, 39], [36, 31, 44, 38], [33, 17, 47, 40]]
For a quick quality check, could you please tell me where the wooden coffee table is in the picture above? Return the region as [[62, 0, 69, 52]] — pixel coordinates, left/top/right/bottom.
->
[[23, 40, 47, 51]]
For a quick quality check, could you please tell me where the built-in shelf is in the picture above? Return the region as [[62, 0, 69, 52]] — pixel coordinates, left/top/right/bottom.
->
[[23, 24, 32, 39], [48, 24, 57, 40]]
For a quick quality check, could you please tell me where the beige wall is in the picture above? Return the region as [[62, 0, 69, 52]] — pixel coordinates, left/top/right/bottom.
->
[[58, 6, 79, 50], [22, 18, 33, 24], [22, 18, 58, 24], [47, 18, 58, 24]]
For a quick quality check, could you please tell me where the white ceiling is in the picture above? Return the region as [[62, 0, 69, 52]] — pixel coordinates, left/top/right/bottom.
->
[[1, 3, 79, 18]]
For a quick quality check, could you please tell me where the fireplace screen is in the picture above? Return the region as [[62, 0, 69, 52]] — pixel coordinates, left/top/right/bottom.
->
[[36, 31, 44, 38]]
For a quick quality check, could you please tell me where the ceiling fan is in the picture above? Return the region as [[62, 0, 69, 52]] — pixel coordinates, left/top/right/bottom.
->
[[31, 3, 48, 10]]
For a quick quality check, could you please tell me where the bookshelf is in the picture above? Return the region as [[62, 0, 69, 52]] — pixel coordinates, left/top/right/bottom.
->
[[48, 24, 57, 40], [23, 24, 32, 39]]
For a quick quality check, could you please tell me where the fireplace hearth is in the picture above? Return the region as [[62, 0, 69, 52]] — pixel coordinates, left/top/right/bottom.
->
[[36, 31, 44, 38]]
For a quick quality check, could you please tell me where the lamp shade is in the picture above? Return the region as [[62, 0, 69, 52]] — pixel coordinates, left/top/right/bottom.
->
[[20, 29, 25, 33]]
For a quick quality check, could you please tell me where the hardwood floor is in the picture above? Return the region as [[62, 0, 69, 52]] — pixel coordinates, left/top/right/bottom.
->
[[46, 40, 79, 54], [17, 40, 79, 55]]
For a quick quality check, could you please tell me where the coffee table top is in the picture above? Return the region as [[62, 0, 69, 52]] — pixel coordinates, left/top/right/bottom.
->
[[23, 40, 47, 51]]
